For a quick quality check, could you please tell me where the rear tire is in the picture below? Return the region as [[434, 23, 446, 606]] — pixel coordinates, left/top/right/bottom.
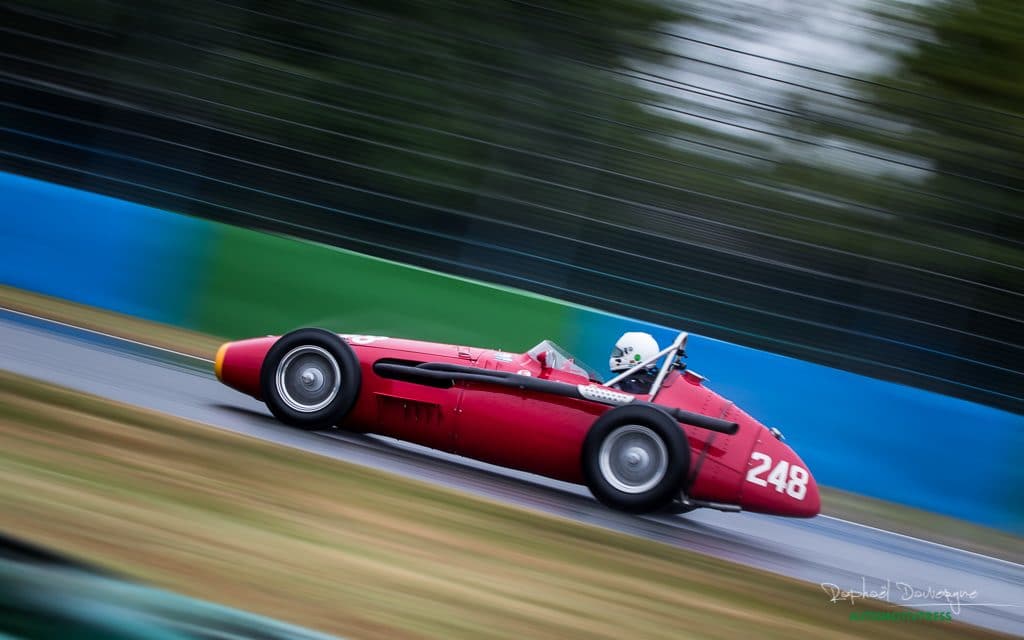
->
[[260, 328, 361, 430], [582, 405, 690, 513]]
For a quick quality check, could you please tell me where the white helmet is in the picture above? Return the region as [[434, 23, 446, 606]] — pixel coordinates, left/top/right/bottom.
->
[[609, 332, 660, 372]]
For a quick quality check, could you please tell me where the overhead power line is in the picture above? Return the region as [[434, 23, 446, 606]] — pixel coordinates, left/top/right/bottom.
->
[[5, 124, 1022, 384], [498, 0, 1024, 124], [11, 3, 1023, 224], [296, 0, 1024, 173], [3, 59, 1021, 330], [201, 0, 1024, 191], [4, 35, 1021, 294], [6, 90, 1022, 353]]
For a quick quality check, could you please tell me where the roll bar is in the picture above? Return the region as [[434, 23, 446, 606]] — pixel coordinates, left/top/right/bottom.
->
[[603, 331, 688, 401]]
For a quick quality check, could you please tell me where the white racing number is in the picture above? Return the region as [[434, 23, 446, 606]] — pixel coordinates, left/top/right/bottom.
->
[[745, 452, 808, 500]]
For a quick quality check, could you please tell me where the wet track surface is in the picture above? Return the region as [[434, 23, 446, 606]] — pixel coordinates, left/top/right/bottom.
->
[[1, 309, 1021, 635]]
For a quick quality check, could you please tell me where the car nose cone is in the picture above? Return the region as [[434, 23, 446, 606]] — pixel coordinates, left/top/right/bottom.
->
[[739, 429, 820, 518]]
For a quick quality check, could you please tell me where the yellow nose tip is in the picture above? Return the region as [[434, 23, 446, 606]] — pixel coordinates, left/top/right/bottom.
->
[[214, 342, 231, 381]]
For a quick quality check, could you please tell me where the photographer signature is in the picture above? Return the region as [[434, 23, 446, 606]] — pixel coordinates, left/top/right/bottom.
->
[[820, 577, 979, 614]]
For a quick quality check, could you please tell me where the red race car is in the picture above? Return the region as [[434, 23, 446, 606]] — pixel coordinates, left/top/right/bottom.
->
[[215, 328, 820, 517]]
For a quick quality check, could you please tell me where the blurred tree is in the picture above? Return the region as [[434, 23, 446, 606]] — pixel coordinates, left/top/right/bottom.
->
[[773, 0, 1023, 273], [875, 0, 1024, 237]]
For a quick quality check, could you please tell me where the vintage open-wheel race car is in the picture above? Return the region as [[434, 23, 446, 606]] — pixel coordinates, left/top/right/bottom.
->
[[216, 329, 819, 517]]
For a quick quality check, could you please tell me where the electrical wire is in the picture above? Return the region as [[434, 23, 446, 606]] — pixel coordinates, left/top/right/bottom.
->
[[6, 93, 1021, 356], [2, 34, 1021, 292], [3, 148, 1019, 405]]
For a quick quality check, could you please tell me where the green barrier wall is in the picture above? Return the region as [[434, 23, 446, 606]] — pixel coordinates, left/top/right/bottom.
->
[[195, 225, 573, 350]]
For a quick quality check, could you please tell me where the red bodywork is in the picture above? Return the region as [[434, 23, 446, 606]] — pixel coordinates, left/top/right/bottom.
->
[[216, 334, 820, 517]]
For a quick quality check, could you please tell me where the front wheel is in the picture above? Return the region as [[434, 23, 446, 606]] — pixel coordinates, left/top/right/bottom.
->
[[581, 405, 690, 514], [260, 328, 361, 430]]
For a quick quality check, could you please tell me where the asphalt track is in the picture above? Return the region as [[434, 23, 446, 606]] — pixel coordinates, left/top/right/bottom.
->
[[1, 308, 1021, 636]]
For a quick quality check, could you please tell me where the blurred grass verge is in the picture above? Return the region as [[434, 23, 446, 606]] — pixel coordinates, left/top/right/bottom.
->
[[0, 284, 224, 359], [2, 284, 1020, 567], [0, 372, 1010, 640]]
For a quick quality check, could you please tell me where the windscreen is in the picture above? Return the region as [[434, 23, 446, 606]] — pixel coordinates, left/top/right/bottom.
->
[[526, 340, 604, 383]]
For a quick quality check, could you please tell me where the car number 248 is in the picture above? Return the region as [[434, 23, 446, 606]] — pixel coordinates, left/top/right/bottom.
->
[[745, 452, 809, 500]]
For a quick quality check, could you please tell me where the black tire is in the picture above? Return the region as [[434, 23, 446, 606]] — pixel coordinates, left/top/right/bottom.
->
[[581, 405, 690, 514], [260, 328, 361, 430]]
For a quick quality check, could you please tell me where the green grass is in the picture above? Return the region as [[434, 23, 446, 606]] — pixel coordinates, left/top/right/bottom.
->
[[2, 284, 1020, 565], [0, 371, 1010, 640]]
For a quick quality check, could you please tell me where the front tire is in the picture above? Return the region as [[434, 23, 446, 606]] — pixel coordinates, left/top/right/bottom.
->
[[582, 405, 690, 513], [260, 328, 361, 430]]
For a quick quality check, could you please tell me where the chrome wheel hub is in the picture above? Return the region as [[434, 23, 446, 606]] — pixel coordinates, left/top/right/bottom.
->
[[299, 367, 324, 391], [275, 346, 341, 413], [624, 446, 649, 468], [598, 425, 668, 494]]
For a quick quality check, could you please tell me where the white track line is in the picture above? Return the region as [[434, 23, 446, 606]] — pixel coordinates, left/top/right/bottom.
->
[[0, 306, 215, 364], [3, 305, 1020, 569], [819, 515, 1022, 569]]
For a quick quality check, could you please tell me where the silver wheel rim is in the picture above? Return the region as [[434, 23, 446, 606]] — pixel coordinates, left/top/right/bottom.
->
[[598, 424, 669, 494], [275, 345, 341, 413]]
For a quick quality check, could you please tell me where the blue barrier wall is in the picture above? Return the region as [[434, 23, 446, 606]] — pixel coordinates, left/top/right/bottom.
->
[[2, 172, 1022, 533], [0, 172, 214, 325]]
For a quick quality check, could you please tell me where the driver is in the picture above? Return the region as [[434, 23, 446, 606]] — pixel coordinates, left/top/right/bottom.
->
[[608, 331, 660, 394]]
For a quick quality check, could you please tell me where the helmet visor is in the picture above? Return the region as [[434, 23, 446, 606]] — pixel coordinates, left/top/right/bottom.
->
[[610, 346, 624, 358]]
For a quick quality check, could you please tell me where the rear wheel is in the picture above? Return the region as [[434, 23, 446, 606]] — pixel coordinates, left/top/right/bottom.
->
[[582, 405, 690, 513], [260, 328, 361, 430]]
